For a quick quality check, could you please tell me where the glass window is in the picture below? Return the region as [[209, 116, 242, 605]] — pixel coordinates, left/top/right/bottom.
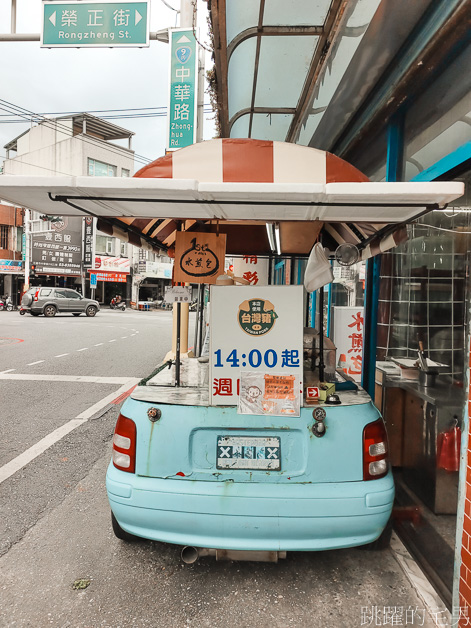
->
[[39, 288, 52, 296], [95, 235, 113, 254], [16, 227, 23, 252], [377, 196, 471, 383], [88, 158, 117, 177], [54, 289, 68, 299], [0, 225, 8, 249], [121, 168, 130, 177], [65, 290, 81, 299]]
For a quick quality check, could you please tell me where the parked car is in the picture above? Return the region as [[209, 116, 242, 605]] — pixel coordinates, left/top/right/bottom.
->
[[20, 287, 100, 317]]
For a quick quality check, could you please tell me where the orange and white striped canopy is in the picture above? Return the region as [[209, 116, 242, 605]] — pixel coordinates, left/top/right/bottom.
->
[[0, 139, 463, 256]]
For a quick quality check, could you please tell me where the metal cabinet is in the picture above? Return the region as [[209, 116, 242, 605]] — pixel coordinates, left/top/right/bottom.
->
[[402, 388, 461, 514]]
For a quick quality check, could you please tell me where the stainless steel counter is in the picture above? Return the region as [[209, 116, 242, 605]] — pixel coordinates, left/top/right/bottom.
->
[[375, 363, 464, 514]]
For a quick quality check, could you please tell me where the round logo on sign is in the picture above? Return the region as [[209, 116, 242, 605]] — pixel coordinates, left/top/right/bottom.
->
[[175, 46, 191, 64], [238, 299, 278, 336], [180, 237, 219, 278], [51, 217, 68, 232]]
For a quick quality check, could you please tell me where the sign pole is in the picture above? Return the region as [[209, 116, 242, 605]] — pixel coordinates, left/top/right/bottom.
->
[[198, 283, 205, 357], [318, 286, 325, 381], [175, 301, 181, 387]]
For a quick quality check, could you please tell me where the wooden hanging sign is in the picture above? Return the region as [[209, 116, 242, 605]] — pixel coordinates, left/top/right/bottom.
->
[[174, 232, 226, 284]]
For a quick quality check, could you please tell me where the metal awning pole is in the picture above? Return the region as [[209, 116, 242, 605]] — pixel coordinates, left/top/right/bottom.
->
[[193, 283, 203, 356], [198, 284, 205, 357], [318, 286, 325, 381], [175, 301, 181, 387], [11, 0, 16, 33]]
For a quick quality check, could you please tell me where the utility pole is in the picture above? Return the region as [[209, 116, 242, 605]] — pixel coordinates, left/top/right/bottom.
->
[[24, 209, 30, 292], [180, 0, 193, 27]]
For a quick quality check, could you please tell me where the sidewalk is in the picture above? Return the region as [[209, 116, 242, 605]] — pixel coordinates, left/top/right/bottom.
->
[[0, 452, 447, 628]]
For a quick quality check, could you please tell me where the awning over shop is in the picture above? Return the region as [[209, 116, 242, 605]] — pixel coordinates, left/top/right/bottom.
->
[[0, 139, 464, 257]]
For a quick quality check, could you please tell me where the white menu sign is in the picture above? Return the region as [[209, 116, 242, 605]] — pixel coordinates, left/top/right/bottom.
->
[[210, 285, 303, 408], [331, 306, 364, 382]]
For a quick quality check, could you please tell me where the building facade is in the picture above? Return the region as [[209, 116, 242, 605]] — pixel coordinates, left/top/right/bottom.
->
[[2, 113, 173, 303], [0, 203, 23, 304]]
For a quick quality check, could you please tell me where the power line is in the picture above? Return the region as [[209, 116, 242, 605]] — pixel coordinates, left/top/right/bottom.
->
[[0, 104, 214, 118], [0, 100, 215, 166], [0, 110, 214, 122], [0, 99, 154, 166], [0, 153, 100, 177]]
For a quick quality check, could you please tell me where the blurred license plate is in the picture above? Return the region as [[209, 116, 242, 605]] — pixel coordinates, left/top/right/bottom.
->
[[217, 436, 281, 470]]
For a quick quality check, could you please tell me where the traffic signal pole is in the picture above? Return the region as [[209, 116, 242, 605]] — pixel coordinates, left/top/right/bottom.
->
[[24, 209, 30, 291]]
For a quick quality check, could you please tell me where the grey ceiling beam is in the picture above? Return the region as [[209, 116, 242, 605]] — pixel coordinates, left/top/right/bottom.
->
[[227, 25, 324, 63], [285, 0, 348, 144]]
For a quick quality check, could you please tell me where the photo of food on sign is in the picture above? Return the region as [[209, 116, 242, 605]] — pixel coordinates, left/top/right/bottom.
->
[[173, 232, 226, 284], [238, 371, 300, 417]]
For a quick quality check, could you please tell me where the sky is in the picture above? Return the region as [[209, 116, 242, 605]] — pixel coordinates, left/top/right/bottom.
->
[[0, 0, 216, 172]]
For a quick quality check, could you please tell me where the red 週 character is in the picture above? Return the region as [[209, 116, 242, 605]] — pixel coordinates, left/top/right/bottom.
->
[[243, 271, 259, 285], [243, 255, 258, 264], [348, 312, 364, 332], [213, 378, 233, 396]]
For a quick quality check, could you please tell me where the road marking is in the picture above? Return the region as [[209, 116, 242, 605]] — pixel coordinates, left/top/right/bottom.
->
[[94, 343, 103, 346], [77, 348, 88, 352], [0, 419, 88, 484], [0, 378, 139, 485], [111, 385, 137, 405], [0, 368, 15, 373], [0, 374, 140, 384], [55, 353, 69, 358], [27, 360, 45, 366], [121, 336, 128, 339], [108, 339, 116, 343]]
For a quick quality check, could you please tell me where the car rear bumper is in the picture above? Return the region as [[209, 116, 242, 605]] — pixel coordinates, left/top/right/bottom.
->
[[106, 463, 394, 551]]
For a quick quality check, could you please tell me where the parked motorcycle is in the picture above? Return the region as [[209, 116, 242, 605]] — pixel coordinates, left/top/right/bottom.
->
[[110, 296, 126, 311], [0, 296, 14, 311]]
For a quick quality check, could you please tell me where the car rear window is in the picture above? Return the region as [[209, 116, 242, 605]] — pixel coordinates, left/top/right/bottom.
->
[[40, 289, 52, 296]]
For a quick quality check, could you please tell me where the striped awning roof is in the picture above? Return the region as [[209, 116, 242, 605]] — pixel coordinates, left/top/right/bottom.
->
[[0, 139, 464, 257]]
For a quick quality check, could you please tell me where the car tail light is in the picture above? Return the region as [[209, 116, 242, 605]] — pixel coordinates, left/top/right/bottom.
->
[[33, 290, 40, 302], [112, 413, 136, 473], [363, 419, 389, 480]]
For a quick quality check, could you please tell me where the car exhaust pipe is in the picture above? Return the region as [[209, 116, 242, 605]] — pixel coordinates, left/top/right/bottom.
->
[[181, 546, 287, 564], [181, 546, 216, 564]]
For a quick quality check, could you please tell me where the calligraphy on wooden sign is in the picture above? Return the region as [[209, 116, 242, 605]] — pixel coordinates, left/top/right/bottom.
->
[[174, 232, 227, 284]]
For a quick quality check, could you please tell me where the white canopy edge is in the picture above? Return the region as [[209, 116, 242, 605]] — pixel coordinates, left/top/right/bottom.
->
[[0, 176, 464, 223]]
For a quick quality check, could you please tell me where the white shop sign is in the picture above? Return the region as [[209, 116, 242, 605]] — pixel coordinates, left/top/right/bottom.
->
[[210, 285, 303, 410], [331, 306, 364, 382], [231, 255, 269, 286], [164, 285, 192, 303]]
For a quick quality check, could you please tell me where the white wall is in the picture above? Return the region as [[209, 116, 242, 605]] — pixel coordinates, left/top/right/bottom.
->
[[4, 119, 134, 177]]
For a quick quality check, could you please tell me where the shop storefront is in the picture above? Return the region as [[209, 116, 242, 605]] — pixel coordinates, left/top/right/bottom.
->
[[90, 255, 131, 304], [0, 259, 23, 304], [132, 259, 173, 306]]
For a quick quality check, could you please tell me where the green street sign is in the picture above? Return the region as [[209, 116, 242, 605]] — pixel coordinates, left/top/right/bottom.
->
[[41, 1, 149, 48], [167, 29, 198, 151]]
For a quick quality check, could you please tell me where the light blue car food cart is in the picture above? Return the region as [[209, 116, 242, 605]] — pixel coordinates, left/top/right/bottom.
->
[[0, 139, 463, 563], [107, 282, 395, 562]]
